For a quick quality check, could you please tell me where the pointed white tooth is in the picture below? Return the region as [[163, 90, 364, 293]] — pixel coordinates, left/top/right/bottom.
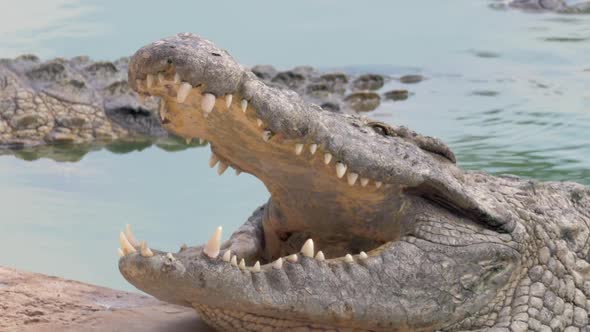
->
[[238, 258, 246, 270], [185, 138, 192, 144], [119, 231, 136, 255], [300, 239, 314, 258], [125, 224, 140, 247], [217, 161, 229, 175], [240, 99, 248, 112], [360, 178, 369, 187], [199, 138, 205, 144], [235, 169, 242, 176], [201, 93, 216, 114], [375, 181, 383, 188], [222, 250, 231, 262], [140, 241, 154, 257], [225, 94, 233, 108], [294, 144, 304, 155], [157, 73, 165, 83], [203, 226, 222, 258], [253, 261, 261, 272], [262, 130, 272, 142], [230, 255, 238, 267], [287, 254, 298, 263], [180, 243, 188, 251], [146, 74, 155, 88], [359, 251, 368, 260], [315, 251, 325, 261], [347, 172, 358, 186], [256, 119, 263, 127], [273, 257, 283, 269], [336, 162, 347, 178], [344, 254, 354, 263], [209, 154, 219, 168], [324, 153, 332, 164], [177, 82, 192, 103], [174, 73, 181, 84], [117, 248, 124, 257], [166, 252, 175, 261], [309, 144, 318, 155]]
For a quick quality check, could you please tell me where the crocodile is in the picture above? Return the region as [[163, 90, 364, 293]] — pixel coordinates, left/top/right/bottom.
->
[[491, 0, 590, 13], [118, 33, 590, 331]]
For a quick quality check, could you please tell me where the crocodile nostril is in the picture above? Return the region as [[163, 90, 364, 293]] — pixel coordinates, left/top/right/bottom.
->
[[211, 52, 221, 57], [167, 58, 173, 64]]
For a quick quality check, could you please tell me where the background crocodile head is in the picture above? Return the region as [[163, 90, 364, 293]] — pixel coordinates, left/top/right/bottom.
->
[[120, 33, 590, 331]]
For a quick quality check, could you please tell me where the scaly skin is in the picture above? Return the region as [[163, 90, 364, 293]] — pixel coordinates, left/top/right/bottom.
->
[[0, 55, 165, 148], [118, 33, 590, 331]]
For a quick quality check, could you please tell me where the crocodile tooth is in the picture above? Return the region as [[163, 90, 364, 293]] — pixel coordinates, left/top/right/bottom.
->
[[177, 82, 192, 103], [360, 178, 369, 187], [225, 94, 233, 108], [344, 254, 354, 263], [301, 239, 314, 258], [146, 74, 155, 88], [230, 255, 238, 267], [157, 73, 165, 83], [347, 172, 358, 186], [235, 169, 242, 176], [140, 241, 154, 257], [222, 250, 231, 262], [209, 154, 219, 168], [287, 254, 298, 263], [125, 224, 140, 247], [174, 73, 181, 84], [253, 261, 261, 272], [199, 138, 206, 144], [294, 144, 304, 155], [315, 251, 325, 261], [203, 226, 222, 258], [241, 99, 248, 112], [117, 248, 124, 257], [166, 253, 175, 261], [309, 144, 318, 155], [119, 232, 137, 255], [180, 243, 188, 251], [201, 93, 216, 115], [336, 162, 347, 178], [185, 138, 192, 144], [375, 181, 383, 188], [217, 161, 229, 175], [359, 251, 368, 260], [262, 130, 272, 142], [273, 257, 283, 269], [256, 119, 263, 127], [324, 153, 332, 164], [238, 259, 246, 270]]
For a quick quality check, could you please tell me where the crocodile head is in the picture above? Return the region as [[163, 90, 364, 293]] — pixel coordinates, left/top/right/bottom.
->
[[120, 33, 590, 331]]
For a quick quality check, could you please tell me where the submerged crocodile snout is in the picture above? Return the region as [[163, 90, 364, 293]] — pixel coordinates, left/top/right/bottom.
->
[[128, 33, 245, 97]]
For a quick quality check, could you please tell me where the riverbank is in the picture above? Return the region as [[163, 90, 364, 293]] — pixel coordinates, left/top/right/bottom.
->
[[0, 266, 212, 332]]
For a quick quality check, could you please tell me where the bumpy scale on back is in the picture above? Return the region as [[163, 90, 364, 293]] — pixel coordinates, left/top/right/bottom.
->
[[118, 33, 590, 331]]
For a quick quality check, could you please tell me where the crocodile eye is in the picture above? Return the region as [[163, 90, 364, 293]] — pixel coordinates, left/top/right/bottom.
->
[[369, 122, 394, 137]]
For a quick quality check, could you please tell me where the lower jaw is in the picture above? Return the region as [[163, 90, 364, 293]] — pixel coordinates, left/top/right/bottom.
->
[[194, 304, 375, 332]]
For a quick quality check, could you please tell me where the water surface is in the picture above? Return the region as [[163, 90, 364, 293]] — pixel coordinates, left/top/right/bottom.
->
[[0, 1, 589, 291]]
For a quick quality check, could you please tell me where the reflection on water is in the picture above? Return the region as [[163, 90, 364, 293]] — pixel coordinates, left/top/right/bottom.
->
[[0, 0, 589, 291]]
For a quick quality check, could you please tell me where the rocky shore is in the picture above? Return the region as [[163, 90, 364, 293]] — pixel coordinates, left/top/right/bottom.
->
[[0, 266, 212, 332], [0, 54, 420, 152]]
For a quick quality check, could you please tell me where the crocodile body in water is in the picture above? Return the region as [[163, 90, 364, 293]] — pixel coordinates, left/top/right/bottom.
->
[[117, 33, 590, 331]]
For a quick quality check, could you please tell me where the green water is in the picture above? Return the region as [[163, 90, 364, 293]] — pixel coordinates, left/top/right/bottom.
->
[[0, 0, 589, 291]]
